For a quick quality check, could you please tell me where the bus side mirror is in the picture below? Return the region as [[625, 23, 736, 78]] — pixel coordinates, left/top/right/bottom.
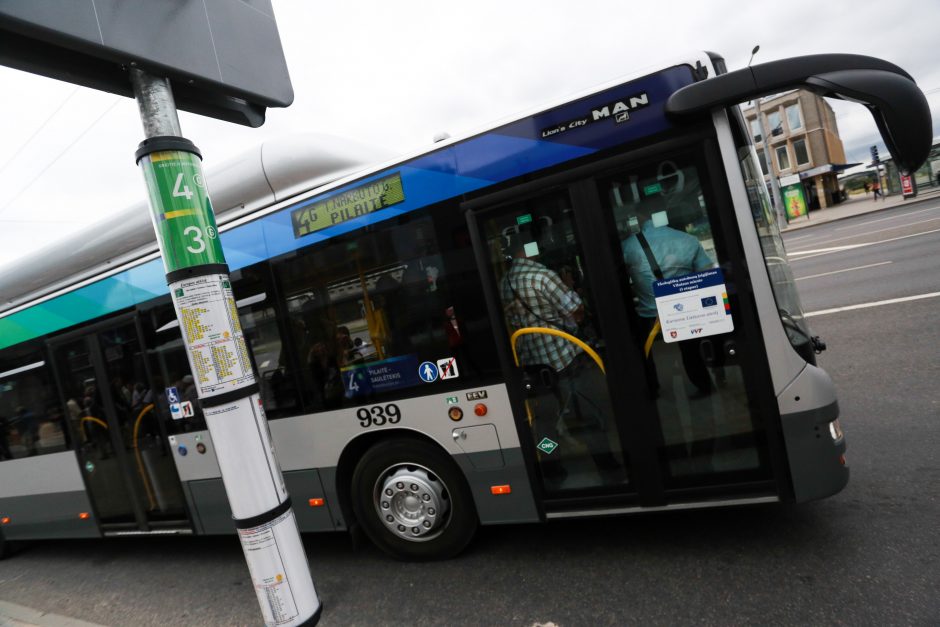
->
[[665, 54, 932, 175]]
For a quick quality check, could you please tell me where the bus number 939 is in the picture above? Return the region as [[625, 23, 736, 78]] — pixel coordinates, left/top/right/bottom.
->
[[357, 404, 402, 428]]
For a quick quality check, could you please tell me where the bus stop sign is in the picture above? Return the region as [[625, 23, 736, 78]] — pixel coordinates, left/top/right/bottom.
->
[[0, 0, 293, 127]]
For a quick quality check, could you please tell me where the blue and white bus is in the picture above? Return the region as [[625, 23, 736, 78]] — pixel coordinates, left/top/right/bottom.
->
[[0, 52, 930, 559]]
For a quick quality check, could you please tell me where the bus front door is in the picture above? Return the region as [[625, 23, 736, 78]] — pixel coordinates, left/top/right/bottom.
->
[[468, 143, 782, 505], [51, 316, 192, 532]]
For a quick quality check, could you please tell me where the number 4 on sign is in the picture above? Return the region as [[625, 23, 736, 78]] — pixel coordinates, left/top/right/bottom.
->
[[437, 357, 459, 380], [173, 173, 194, 200]]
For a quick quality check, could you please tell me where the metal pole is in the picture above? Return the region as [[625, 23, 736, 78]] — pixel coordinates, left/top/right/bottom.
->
[[129, 68, 321, 627]]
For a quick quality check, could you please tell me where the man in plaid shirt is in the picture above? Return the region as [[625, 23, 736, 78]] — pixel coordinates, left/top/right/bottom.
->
[[500, 246, 584, 371]]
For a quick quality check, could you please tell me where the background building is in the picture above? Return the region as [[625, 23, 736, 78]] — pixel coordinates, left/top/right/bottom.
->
[[742, 89, 854, 210]]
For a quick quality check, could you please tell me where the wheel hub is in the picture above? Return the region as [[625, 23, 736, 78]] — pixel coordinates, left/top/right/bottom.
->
[[374, 464, 450, 542]]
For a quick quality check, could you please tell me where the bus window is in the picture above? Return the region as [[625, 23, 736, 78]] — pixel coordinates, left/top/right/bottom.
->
[[0, 343, 69, 459], [598, 151, 771, 484], [229, 263, 300, 419], [274, 207, 498, 413]]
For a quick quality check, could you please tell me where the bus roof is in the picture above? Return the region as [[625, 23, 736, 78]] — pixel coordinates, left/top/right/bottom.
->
[[0, 133, 387, 316]]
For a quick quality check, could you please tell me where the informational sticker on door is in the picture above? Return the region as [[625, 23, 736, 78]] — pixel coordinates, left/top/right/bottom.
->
[[653, 268, 733, 343], [170, 274, 256, 397]]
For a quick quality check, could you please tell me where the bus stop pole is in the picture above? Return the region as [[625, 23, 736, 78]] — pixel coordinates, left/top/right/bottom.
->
[[129, 68, 321, 627]]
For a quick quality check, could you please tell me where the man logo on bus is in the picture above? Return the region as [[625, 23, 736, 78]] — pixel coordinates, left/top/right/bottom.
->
[[591, 92, 650, 121]]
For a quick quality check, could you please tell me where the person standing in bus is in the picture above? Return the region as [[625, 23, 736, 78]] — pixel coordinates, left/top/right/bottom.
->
[[621, 197, 715, 398], [500, 232, 620, 482]]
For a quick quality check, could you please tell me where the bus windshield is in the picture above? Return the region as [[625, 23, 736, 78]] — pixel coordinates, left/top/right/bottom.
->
[[736, 141, 815, 357]]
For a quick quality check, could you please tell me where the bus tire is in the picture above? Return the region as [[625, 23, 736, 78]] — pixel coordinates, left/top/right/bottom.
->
[[350, 438, 478, 560]]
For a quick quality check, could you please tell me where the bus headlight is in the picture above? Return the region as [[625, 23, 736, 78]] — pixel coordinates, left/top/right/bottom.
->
[[829, 419, 844, 442]]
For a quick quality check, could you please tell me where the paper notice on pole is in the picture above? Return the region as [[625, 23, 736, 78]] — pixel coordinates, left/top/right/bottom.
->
[[653, 268, 734, 343], [238, 509, 302, 626], [170, 274, 255, 398]]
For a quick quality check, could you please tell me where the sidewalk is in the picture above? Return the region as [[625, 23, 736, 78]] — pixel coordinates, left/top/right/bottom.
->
[[0, 602, 104, 627], [781, 186, 940, 231]]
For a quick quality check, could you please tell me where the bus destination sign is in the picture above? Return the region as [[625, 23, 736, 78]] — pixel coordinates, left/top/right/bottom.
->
[[292, 172, 405, 238]]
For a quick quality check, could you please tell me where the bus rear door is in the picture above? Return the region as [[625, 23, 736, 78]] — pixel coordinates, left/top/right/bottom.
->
[[49, 315, 193, 533]]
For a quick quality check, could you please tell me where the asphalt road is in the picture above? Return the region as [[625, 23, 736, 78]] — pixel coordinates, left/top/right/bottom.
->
[[1, 202, 938, 626]]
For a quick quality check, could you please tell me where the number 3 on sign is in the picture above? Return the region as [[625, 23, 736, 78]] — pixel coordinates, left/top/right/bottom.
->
[[183, 226, 206, 254], [173, 173, 194, 200]]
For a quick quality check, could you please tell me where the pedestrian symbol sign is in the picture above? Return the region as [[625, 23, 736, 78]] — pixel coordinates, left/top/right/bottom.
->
[[537, 437, 558, 455], [418, 361, 439, 383]]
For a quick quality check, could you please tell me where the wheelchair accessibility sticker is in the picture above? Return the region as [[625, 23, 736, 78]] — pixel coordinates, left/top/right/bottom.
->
[[653, 268, 733, 343]]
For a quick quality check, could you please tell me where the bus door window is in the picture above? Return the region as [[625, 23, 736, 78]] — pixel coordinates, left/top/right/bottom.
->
[[480, 190, 628, 492], [95, 322, 187, 522], [52, 335, 138, 524], [597, 152, 771, 485], [140, 300, 207, 435], [229, 263, 299, 419]]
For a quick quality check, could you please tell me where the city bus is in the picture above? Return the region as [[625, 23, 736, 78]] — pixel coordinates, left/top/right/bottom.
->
[[0, 52, 930, 560]]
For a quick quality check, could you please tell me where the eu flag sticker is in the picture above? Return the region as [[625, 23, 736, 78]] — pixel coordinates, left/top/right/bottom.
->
[[701, 295, 718, 308]]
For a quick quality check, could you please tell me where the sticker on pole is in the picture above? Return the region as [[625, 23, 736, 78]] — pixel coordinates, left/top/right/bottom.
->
[[653, 268, 733, 343], [139, 150, 225, 273], [238, 508, 308, 626], [171, 273, 256, 397]]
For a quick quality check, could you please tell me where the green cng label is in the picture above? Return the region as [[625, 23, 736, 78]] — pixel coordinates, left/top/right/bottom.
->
[[140, 150, 225, 273], [537, 437, 558, 455]]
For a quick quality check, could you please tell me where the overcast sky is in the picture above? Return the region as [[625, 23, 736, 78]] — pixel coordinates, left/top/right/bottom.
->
[[0, 0, 938, 273]]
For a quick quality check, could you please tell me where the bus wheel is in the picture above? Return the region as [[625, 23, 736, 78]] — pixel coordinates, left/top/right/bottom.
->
[[350, 438, 477, 560]]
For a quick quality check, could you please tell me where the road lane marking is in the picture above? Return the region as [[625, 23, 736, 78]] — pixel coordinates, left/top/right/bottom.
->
[[805, 291, 940, 317], [795, 261, 892, 281], [834, 206, 939, 230], [788, 227, 940, 260], [789, 217, 940, 250]]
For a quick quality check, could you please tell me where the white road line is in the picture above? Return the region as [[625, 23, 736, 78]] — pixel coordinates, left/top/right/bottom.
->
[[805, 291, 940, 317], [795, 261, 892, 281], [783, 232, 819, 243], [788, 227, 940, 260], [834, 206, 939, 230], [789, 216, 940, 251]]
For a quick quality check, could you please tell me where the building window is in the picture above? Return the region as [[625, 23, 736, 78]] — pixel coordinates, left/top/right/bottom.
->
[[750, 118, 762, 143], [786, 104, 803, 132], [793, 139, 810, 166], [767, 111, 783, 136], [756, 149, 768, 176], [776, 145, 791, 171]]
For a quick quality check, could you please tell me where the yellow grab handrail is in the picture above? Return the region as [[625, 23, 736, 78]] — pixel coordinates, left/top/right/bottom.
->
[[132, 403, 157, 511], [509, 327, 605, 374], [80, 415, 109, 441], [644, 319, 661, 358]]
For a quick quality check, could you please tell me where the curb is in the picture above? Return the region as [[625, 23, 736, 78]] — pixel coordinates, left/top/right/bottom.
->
[[0, 602, 105, 627]]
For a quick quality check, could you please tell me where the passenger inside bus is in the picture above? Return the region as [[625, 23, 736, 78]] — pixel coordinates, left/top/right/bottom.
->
[[621, 195, 716, 399], [499, 230, 622, 485]]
